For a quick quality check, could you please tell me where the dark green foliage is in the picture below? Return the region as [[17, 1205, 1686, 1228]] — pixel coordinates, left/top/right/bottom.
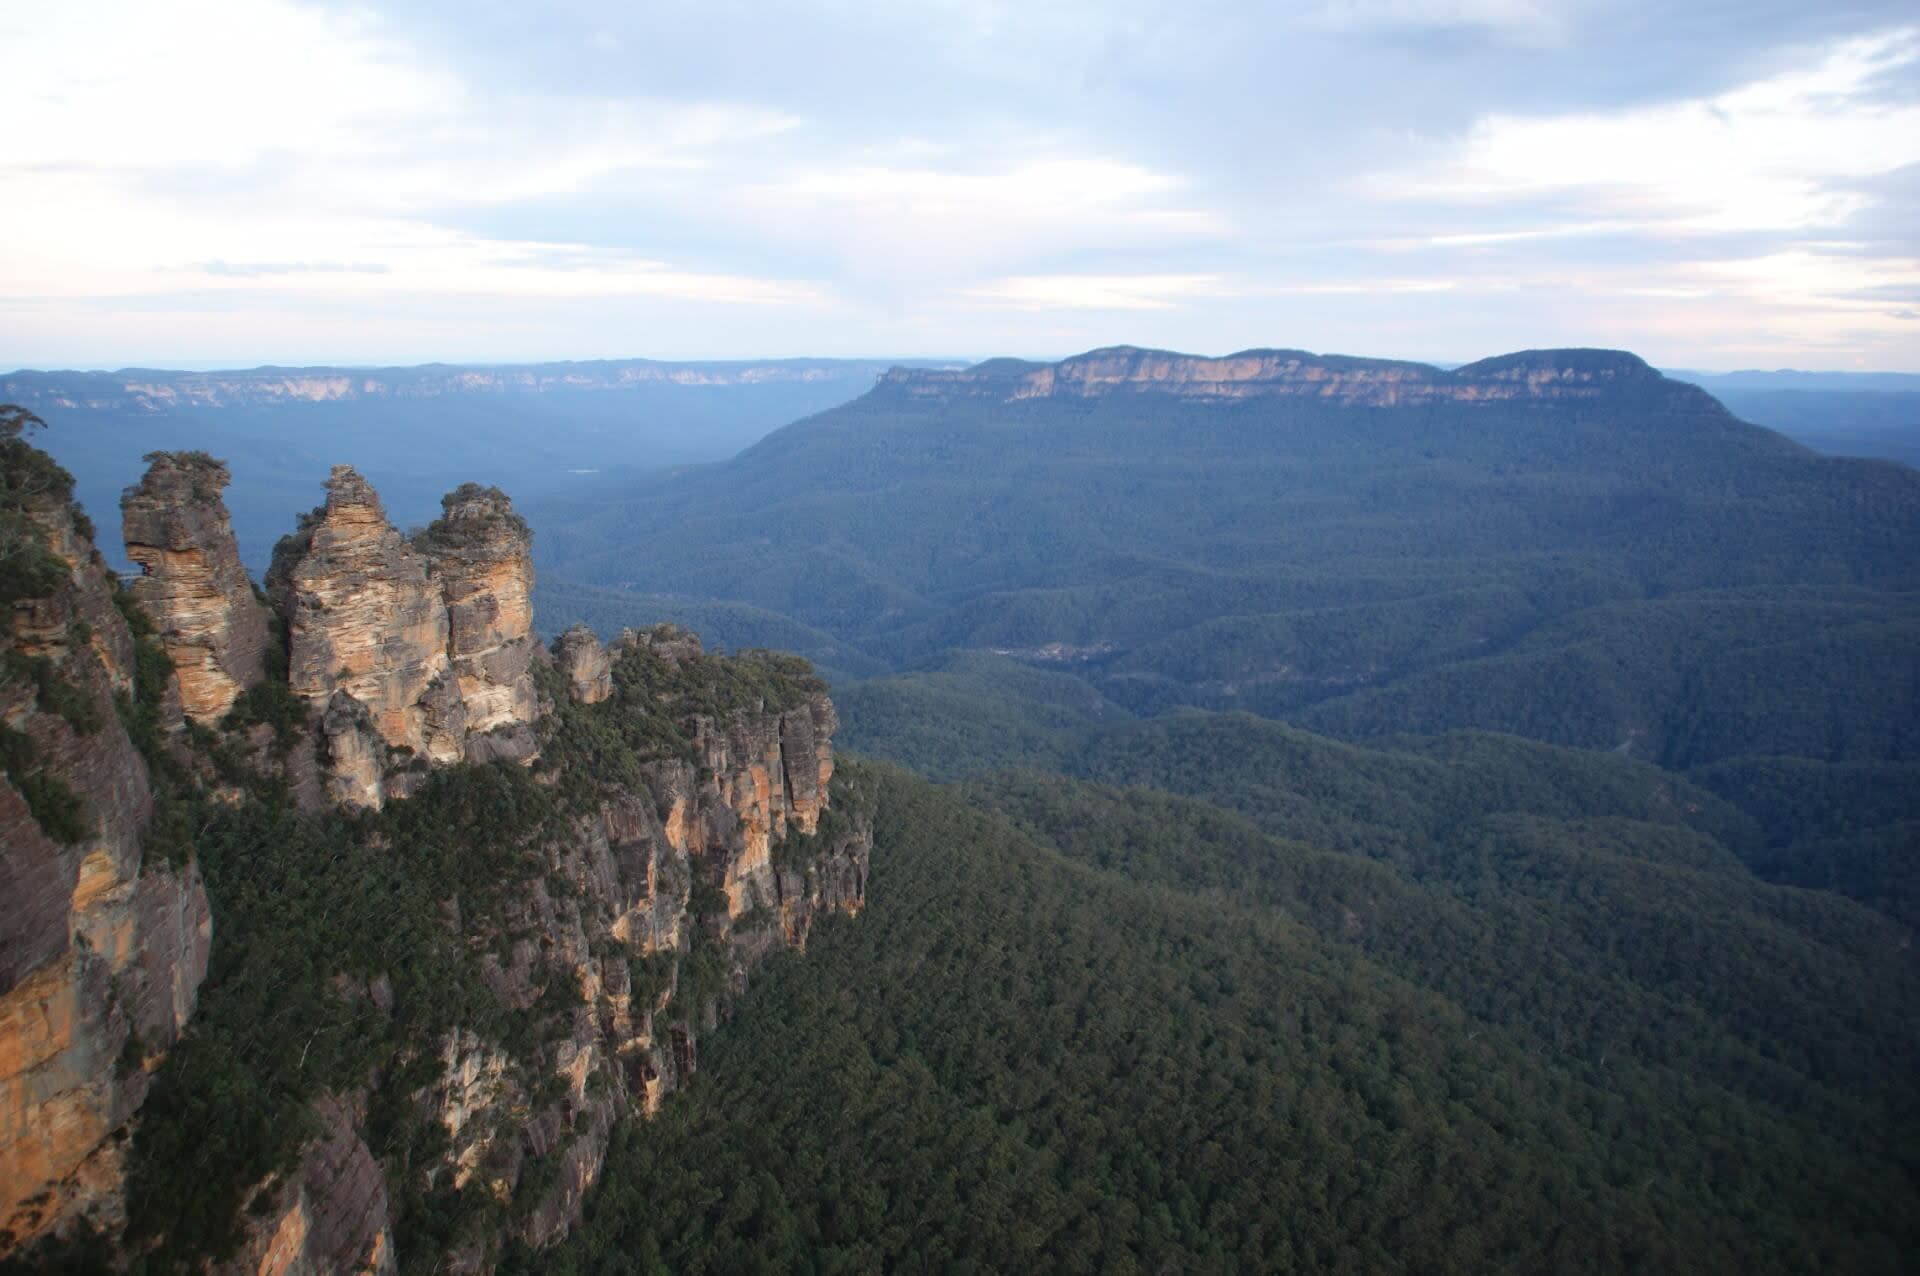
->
[[123, 629, 839, 1270], [528, 367, 1918, 791], [3, 650, 101, 734], [529, 763, 1919, 1274], [0, 413, 81, 605], [410, 482, 530, 555], [0, 1222, 117, 1276], [0, 403, 49, 441], [126, 761, 565, 1266], [221, 679, 309, 749], [837, 652, 1132, 781], [0, 722, 91, 843], [138, 449, 230, 500]]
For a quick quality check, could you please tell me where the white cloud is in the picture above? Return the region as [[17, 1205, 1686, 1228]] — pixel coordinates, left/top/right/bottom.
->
[[1390, 28, 1920, 233], [0, 0, 808, 307], [964, 273, 1226, 309]]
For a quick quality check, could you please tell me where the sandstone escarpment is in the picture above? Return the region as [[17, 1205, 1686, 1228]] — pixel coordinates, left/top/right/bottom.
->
[[120, 452, 272, 724], [196, 624, 869, 1274], [1, 445, 211, 1254], [6, 437, 870, 1273], [878, 345, 1705, 408]]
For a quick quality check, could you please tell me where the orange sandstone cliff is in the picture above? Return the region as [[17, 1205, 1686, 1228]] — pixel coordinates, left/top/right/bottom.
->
[[2, 446, 869, 1272]]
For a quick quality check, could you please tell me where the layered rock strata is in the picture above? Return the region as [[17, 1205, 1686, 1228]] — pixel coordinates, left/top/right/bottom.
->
[[5, 444, 870, 1272], [265, 467, 541, 808], [419, 485, 538, 765], [879, 345, 1712, 408], [268, 466, 462, 773], [120, 453, 272, 724], [217, 625, 868, 1273], [1, 458, 211, 1252]]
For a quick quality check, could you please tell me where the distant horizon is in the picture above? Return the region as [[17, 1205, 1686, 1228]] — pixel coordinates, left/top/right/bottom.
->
[[6, 347, 1920, 381]]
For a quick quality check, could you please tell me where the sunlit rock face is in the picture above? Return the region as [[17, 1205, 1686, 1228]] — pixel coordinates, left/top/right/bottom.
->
[[263, 469, 551, 808], [121, 453, 273, 725], [1, 476, 210, 1254], [417, 484, 538, 765], [268, 466, 460, 780]]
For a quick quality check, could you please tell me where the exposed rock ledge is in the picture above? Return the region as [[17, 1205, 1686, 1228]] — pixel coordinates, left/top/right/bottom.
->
[[877, 345, 1712, 408]]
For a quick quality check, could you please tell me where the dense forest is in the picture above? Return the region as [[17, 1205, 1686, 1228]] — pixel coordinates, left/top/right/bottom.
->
[[523, 760, 1918, 1274], [511, 354, 1919, 1273], [8, 348, 1917, 1273]]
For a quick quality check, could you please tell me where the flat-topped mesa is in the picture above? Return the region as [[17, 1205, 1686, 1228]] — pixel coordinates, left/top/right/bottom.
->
[[120, 452, 272, 724], [877, 345, 1691, 408], [416, 484, 539, 765], [267, 466, 464, 802]]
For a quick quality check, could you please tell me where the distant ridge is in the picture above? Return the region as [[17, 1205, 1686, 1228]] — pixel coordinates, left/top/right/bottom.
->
[[1, 356, 962, 414], [876, 344, 1703, 408]]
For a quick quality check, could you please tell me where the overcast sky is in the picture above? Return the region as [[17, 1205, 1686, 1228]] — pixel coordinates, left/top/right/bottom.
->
[[2, 0, 1917, 370]]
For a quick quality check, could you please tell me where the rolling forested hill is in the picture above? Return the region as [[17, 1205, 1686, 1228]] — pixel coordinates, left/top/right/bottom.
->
[[531, 348, 1918, 753], [529, 347, 1919, 915]]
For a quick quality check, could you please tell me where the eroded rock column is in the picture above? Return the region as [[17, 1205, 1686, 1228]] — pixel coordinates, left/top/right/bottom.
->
[[120, 452, 271, 724], [418, 485, 539, 765], [267, 467, 463, 805]]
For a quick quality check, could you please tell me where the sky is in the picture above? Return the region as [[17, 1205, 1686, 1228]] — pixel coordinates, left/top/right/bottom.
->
[[2, 0, 1917, 371]]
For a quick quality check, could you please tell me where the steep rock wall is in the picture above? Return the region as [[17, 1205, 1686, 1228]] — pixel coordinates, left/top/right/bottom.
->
[[1, 460, 211, 1253], [5, 443, 869, 1272], [120, 453, 272, 724], [265, 467, 543, 808], [215, 626, 869, 1274], [268, 465, 460, 772], [418, 485, 539, 765]]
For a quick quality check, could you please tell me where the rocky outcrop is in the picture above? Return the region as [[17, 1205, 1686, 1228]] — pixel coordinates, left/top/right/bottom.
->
[[1, 452, 211, 1253], [121, 452, 273, 724], [5, 440, 870, 1272], [554, 625, 610, 705], [269, 466, 460, 778], [213, 1094, 394, 1276], [311, 624, 867, 1270], [878, 345, 1706, 408], [418, 485, 538, 765], [266, 468, 545, 808]]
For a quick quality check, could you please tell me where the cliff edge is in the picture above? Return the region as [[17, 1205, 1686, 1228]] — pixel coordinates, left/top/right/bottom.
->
[[2, 441, 872, 1273]]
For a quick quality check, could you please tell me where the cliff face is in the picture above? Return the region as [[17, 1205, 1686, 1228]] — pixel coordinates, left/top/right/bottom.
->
[[1, 445, 211, 1252], [266, 468, 541, 808], [216, 626, 867, 1275], [878, 345, 1710, 408], [120, 452, 272, 724], [3, 439, 870, 1272], [269, 466, 463, 777]]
